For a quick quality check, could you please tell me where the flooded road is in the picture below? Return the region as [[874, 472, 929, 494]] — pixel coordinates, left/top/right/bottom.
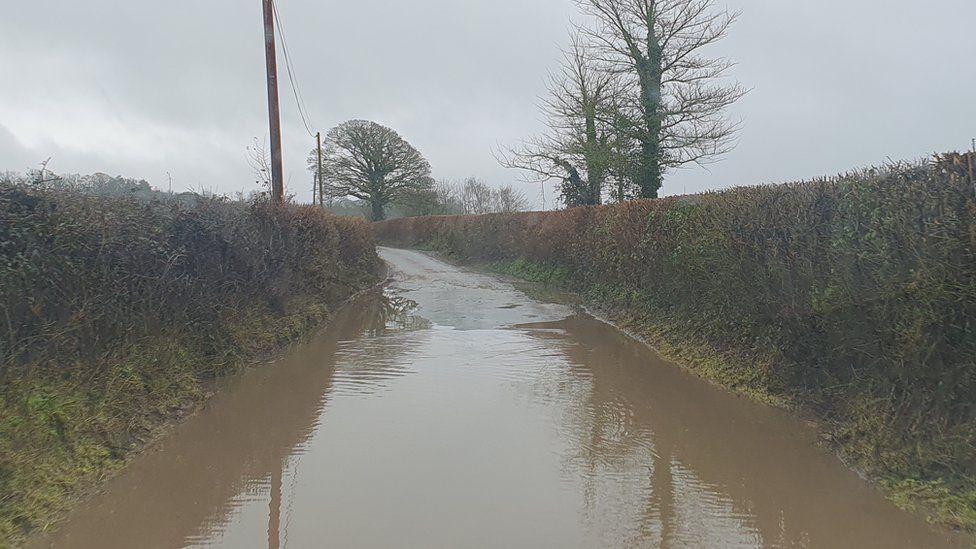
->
[[31, 248, 969, 548]]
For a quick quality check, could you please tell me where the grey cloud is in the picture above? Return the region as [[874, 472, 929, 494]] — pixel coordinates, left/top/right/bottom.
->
[[0, 125, 33, 172], [2, 0, 974, 204]]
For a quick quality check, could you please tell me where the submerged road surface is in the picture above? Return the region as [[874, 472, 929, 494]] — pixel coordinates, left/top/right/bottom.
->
[[31, 248, 968, 548]]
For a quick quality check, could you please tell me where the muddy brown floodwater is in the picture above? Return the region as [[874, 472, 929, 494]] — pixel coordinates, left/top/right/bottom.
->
[[29, 248, 970, 549]]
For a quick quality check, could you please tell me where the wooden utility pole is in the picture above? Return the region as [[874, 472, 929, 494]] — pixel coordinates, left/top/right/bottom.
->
[[316, 132, 325, 207], [262, 0, 285, 204], [311, 134, 323, 206]]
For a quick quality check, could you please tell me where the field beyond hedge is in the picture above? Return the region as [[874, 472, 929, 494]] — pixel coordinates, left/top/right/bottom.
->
[[375, 154, 976, 531], [0, 183, 379, 545]]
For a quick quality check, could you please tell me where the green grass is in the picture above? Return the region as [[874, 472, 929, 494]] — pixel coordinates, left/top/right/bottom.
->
[[492, 259, 572, 286], [375, 158, 976, 538], [456, 256, 976, 535], [0, 295, 368, 547], [491, 259, 789, 408], [1, 183, 381, 547], [886, 478, 976, 530]]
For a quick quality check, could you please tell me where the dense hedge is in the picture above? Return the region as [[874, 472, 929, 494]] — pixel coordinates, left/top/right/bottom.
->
[[1, 187, 379, 371], [375, 155, 976, 528], [0, 183, 379, 543]]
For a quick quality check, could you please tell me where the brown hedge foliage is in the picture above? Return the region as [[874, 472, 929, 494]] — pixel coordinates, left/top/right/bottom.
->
[[1, 186, 379, 373], [375, 156, 976, 508], [0, 183, 379, 542]]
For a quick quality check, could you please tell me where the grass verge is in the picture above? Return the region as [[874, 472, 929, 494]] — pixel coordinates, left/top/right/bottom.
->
[[0, 293, 379, 548], [488, 254, 975, 535]]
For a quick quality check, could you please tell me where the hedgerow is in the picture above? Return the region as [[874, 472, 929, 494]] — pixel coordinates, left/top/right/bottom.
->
[[0, 182, 379, 544], [375, 154, 976, 530]]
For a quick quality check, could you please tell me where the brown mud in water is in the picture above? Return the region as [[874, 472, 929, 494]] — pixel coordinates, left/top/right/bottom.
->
[[29, 248, 970, 548]]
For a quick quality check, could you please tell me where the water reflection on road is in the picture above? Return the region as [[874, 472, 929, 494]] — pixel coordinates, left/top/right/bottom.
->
[[30, 248, 969, 548]]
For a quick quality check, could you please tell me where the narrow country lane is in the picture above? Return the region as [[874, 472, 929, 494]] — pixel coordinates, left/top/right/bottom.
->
[[28, 248, 969, 549]]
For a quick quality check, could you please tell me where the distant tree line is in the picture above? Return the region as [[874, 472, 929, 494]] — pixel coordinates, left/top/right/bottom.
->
[[308, 120, 528, 220], [504, 0, 745, 207], [395, 178, 528, 218], [2, 168, 252, 207], [3, 170, 151, 195], [0, 169, 198, 203]]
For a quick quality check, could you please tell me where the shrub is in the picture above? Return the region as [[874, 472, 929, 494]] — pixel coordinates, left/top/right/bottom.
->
[[1, 186, 378, 371], [0, 182, 379, 542], [374, 154, 976, 528]]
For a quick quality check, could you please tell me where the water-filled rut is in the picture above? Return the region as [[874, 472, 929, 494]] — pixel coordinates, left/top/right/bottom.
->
[[30, 248, 969, 548]]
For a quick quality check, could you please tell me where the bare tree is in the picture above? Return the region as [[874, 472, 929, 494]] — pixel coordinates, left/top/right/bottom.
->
[[432, 182, 464, 214], [576, 0, 746, 198], [396, 182, 464, 217], [459, 177, 495, 215], [311, 120, 433, 221], [503, 35, 620, 207], [456, 178, 530, 214], [246, 137, 272, 191], [493, 185, 529, 213]]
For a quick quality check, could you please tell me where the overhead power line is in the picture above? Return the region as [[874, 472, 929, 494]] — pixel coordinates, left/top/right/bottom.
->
[[272, 0, 316, 138]]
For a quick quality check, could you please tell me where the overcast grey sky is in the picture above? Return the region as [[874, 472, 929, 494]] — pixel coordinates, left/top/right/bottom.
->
[[1, 1, 974, 206]]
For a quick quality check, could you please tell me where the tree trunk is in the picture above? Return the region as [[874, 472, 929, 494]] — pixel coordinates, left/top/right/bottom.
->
[[635, 23, 664, 199], [638, 137, 662, 198], [371, 199, 385, 221], [584, 108, 603, 206]]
